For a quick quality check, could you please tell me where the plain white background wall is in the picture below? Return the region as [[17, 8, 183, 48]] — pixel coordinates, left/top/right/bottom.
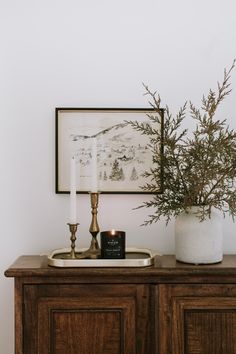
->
[[1, 0, 236, 352]]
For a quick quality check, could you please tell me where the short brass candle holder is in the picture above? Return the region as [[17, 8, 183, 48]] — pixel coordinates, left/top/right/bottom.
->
[[77, 192, 101, 259], [67, 223, 79, 259]]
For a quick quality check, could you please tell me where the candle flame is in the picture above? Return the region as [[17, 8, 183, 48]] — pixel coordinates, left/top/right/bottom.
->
[[111, 229, 116, 235]]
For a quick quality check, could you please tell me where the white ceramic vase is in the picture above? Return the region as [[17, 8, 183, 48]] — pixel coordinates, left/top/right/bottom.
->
[[175, 206, 223, 264]]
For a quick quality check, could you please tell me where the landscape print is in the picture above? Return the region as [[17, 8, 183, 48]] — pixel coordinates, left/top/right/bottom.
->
[[57, 109, 161, 193]]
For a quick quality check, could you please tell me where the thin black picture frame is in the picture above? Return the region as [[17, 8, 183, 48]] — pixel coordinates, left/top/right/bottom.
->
[[55, 107, 164, 194]]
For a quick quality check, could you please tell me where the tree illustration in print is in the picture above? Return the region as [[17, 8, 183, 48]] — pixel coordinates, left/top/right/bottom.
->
[[130, 167, 138, 181], [119, 167, 125, 181], [103, 171, 108, 181], [109, 159, 125, 181]]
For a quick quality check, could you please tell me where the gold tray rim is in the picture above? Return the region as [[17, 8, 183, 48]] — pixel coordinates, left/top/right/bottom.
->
[[48, 247, 160, 268]]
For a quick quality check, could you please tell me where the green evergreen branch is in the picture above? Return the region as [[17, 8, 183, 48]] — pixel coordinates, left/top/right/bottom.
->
[[128, 60, 236, 224]]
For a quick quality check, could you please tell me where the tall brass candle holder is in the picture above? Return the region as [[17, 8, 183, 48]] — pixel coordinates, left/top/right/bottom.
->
[[67, 223, 79, 259], [77, 192, 101, 259]]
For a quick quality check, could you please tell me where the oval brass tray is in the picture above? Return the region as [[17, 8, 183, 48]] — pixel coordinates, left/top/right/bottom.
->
[[48, 247, 159, 267]]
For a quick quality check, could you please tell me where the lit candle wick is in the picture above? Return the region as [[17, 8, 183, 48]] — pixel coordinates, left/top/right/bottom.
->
[[111, 229, 116, 235]]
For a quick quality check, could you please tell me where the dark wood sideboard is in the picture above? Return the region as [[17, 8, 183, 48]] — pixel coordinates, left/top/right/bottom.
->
[[5, 255, 236, 354]]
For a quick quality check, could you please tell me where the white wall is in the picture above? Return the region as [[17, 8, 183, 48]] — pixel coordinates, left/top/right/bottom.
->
[[1, 0, 236, 352]]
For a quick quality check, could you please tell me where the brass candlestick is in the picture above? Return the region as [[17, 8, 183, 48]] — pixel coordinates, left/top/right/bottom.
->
[[77, 192, 101, 259], [67, 223, 79, 259]]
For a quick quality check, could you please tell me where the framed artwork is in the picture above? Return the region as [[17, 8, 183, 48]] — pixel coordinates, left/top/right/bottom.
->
[[55, 108, 164, 194]]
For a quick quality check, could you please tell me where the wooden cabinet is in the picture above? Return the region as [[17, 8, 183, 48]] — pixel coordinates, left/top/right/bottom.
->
[[5, 255, 236, 354]]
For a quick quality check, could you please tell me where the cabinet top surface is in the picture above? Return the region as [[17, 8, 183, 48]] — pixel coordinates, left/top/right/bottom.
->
[[4, 255, 236, 280]]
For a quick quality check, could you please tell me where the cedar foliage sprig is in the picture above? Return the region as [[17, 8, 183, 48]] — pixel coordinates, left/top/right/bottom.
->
[[129, 60, 236, 225]]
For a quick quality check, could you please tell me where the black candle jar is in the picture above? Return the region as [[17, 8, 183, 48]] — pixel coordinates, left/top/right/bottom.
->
[[100, 230, 126, 259]]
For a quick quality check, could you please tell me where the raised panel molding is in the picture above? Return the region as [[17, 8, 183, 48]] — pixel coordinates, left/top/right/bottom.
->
[[51, 310, 121, 354], [38, 297, 134, 354], [159, 284, 236, 354], [23, 283, 150, 354], [184, 309, 236, 354], [172, 297, 236, 354]]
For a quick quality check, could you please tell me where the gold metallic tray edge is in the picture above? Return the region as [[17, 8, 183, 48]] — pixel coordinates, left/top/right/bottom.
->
[[48, 247, 159, 267]]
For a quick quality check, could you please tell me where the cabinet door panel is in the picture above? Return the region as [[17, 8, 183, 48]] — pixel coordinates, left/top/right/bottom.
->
[[52, 310, 120, 354], [184, 308, 236, 354], [23, 284, 150, 354], [159, 284, 236, 354], [38, 297, 134, 354]]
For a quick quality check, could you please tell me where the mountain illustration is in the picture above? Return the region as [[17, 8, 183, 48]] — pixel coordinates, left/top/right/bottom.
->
[[69, 119, 152, 188], [70, 122, 128, 141]]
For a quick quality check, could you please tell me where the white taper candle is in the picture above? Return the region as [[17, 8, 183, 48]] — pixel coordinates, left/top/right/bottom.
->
[[69, 156, 77, 223], [91, 138, 98, 192]]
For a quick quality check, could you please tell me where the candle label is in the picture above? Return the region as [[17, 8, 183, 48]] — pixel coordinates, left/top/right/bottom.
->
[[100, 231, 125, 259]]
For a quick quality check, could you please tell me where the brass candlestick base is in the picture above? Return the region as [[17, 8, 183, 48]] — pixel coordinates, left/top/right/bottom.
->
[[77, 192, 101, 259], [67, 223, 79, 259]]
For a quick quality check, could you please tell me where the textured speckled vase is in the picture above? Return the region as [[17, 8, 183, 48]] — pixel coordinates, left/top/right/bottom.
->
[[175, 207, 223, 264]]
